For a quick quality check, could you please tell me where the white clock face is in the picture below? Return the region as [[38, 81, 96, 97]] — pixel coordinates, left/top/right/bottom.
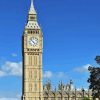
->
[[28, 37, 38, 46]]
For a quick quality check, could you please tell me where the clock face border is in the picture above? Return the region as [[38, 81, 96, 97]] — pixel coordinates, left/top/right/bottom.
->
[[27, 36, 39, 48]]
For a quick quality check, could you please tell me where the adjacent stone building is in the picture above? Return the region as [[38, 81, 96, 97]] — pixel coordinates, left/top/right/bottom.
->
[[43, 80, 92, 100]]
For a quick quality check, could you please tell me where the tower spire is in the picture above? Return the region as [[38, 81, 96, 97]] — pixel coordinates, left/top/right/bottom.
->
[[31, 0, 34, 8], [29, 0, 36, 14], [26, 0, 40, 29]]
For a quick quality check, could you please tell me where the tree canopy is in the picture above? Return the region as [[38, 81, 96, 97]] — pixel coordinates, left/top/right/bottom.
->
[[95, 56, 100, 65], [88, 56, 100, 99], [84, 97, 90, 100]]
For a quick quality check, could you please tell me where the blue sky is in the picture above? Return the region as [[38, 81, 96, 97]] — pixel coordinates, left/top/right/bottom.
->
[[0, 0, 100, 99]]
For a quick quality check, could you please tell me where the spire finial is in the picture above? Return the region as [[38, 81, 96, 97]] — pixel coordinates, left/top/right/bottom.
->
[[31, 0, 34, 8], [29, 0, 36, 14]]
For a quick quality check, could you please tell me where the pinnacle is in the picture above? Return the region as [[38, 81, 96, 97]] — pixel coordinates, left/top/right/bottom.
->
[[29, 0, 36, 14]]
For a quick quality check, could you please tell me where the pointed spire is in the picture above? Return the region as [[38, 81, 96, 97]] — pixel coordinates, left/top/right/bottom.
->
[[31, 0, 34, 8], [29, 0, 36, 14]]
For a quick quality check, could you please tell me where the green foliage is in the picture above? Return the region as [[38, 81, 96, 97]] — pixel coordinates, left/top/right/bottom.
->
[[95, 56, 100, 65], [88, 56, 100, 99], [83, 97, 90, 100], [84, 97, 90, 100]]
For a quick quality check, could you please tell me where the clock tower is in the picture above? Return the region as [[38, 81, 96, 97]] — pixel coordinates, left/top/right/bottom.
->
[[22, 0, 43, 100]]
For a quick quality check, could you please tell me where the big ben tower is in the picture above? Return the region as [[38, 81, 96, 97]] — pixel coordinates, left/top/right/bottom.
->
[[22, 0, 43, 100]]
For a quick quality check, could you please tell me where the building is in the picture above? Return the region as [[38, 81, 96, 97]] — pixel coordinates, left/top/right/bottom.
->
[[43, 80, 92, 100], [22, 0, 92, 100], [22, 0, 43, 100]]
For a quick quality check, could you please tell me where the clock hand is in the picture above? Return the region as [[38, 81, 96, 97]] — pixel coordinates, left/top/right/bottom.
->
[[32, 39, 36, 44], [29, 40, 34, 45]]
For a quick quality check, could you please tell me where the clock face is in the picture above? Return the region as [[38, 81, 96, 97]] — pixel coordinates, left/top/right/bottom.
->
[[28, 37, 38, 46]]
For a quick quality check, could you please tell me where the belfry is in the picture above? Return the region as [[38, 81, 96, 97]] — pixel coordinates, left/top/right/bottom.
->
[[22, 0, 43, 100]]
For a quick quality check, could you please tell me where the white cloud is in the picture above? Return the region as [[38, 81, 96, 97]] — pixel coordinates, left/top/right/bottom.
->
[[0, 61, 67, 79], [0, 70, 6, 77], [0, 61, 22, 77], [43, 71, 53, 78], [43, 71, 68, 79], [74, 64, 91, 73], [0, 93, 21, 100], [11, 53, 17, 57], [57, 72, 67, 78], [0, 98, 19, 100]]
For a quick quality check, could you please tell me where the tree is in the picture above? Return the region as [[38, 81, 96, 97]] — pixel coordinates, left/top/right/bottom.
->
[[88, 56, 100, 99], [95, 56, 100, 65], [84, 97, 90, 100]]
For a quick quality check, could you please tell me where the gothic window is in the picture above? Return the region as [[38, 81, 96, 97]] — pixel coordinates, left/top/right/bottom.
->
[[34, 56, 37, 66], [29, 70, 32, 79], [29, 83, 32, 92], [34, 83, 37, 91], [29, 56, 32, 65], [27, 49, 29, 51], [34, 70, 37, 79], [29, 56, 31, 65], [28, 30, 30, 34], [32, 56, 34, 65]]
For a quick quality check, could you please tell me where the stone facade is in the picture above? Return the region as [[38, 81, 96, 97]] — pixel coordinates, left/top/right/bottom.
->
[[43, 81, 92, 100], [22, 0, 93, 100], [22, 0, 43, 100]]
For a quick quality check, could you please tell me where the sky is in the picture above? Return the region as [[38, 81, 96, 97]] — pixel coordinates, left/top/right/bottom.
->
[[0, 0, 100, 99]]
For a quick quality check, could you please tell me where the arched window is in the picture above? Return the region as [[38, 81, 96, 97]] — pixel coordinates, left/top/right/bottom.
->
[[34, 83, 37, 91], [29, 83, 32, 92], [29, 56, 32, 65], [34, 70, 37, 79], [29, 70, 32, 79]]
